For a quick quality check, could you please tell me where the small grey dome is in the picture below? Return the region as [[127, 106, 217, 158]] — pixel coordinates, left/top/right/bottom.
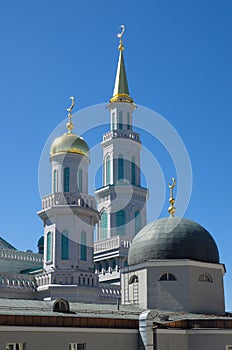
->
[[128, 217, 219, 265]]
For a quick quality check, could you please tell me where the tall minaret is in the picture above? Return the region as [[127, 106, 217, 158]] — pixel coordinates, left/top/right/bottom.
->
[[37, 98, 99, 301], [94, 26, 148, 283]]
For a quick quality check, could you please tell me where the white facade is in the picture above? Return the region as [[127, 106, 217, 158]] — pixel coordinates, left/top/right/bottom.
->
[[94, 85, 148, 284], [37, 141, 101, 301], [121, 260, 225, 315]]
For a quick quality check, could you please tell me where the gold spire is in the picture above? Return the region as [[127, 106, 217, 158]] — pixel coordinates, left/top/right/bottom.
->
[[66, 96, 75, 133], [168, 178, 176, 217], [110, 25, 134, 104]]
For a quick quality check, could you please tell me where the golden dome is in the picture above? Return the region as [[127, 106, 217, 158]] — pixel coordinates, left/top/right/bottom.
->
[[50, 132, 89, 158]]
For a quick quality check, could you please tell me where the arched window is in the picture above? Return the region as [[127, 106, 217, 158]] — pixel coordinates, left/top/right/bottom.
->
[[129, 275, 139, 284], [105, 155, 111, 185], [53, 298, 70, 313], [99, 262, 102, 273], [101, 212, 108, 240], [131, 156, 136, 185], [135, 211, 141, 234], [127, 112, 130, 130], [64, 167, 69, 192], [53, 169, 57, 192], [119, 111, 123, 130], [118, 155, 124, 180], [105, 261, 109, 271], [159, 273, 177, 281], [199, 273, 213, 283], [61, 230, 69, 260], [80, 231, 87, 261], [78, 168, 83, 192], [111, 112, 115, 131], [128, 274, 139, 304], [116, 210, 126, 235], [112, 259, 116, 270], [46, 231, 52, 262]]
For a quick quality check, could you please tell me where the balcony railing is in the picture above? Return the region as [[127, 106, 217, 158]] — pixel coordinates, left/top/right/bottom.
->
[[0, 250, 43, 263], [100, 283, 121, 298], [94, 235, 131, 253], [103, 130, 140, 142], [42, 192, 96, 210]]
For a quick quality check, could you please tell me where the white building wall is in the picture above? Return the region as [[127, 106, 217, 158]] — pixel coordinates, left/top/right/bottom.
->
[[0, 327, 138, 350], [121, 260, 225, 315]]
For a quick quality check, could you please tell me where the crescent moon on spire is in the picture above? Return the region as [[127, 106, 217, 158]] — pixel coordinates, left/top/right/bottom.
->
[[117, 24, 125, 39], [67, 96, 75, 114], [168, 177, 176, 189]]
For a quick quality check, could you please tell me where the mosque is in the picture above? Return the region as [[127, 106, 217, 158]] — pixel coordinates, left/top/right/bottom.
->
[[1, 27, 232, 350]]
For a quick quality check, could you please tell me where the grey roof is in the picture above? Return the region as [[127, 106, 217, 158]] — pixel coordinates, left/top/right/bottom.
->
[[0, 249, 43, 274], [0, 298, 141, 320], [0, 298, 231, 325], [0, 237, 16, 250], [143, 309, 232, 326], [128, 217, 219, 265]]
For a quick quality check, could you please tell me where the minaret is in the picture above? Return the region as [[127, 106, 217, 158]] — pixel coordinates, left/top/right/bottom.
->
[[37, 98, 99, 301], [94, 26, 148, 283]]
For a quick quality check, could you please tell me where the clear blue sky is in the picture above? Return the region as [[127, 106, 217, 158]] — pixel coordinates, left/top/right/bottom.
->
[[0, 1, 232, 308]]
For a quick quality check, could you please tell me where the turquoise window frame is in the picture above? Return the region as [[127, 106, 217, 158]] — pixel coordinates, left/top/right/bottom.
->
[[127, 112, 130, 130], [118, 155, 124, 180], [53, 169, 57, 193], [46, 231, 52, 262], [64, 167, 69, 192], [78, 168, 83, 192], [116, 210, 126, 235], [131, 156, 136, 185], [111, 112, 115, 131], [101, 212, 108, 240], [135, 211, 141, 234], [61, 230, 69, 260], [119, 111, 123, 130], [80, 231, 87, 261], [105, 155, 111, 185]]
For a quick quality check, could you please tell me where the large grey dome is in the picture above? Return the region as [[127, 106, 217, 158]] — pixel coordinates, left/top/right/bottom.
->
[[128, 217, 219, 265]]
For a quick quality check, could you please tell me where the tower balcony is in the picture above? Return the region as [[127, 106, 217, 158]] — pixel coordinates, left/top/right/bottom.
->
[[94, 235, 131, 253], [103, 130, 140, 143], [42, 192, 97, 211]]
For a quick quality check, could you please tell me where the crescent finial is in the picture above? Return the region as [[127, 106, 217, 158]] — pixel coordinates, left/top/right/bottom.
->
[[117, 25, 125, 51], [168, 177, 176, 217], [67, 96, 75, 115], [66, 96, 75, 133], [117, 25, 125, 39], [168, 177, 176, 189]]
